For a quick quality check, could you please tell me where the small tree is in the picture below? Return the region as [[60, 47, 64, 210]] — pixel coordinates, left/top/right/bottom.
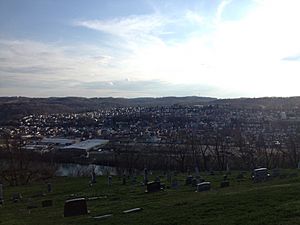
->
[[0, 134, 56, 186]]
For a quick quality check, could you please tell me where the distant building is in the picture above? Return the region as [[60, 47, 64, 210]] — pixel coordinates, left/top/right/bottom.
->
[[280, 112, 287, 120], [40, 138, 77, 147], [60, 139, 109, 157], [23, 137, 77, 153]]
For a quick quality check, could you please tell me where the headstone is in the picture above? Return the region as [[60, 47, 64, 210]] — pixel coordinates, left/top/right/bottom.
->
[[252, 168, 269, 182], [236, 172, 244, 181], [192, 178, 199, 187], [91, 171, 96, 184], [271, 168, 280, 177], [144, 168, 148, 185], [220, 180, 230, 188], [195, 166, 200, 177], [155, 176, 160, 183], [42, 199, 53, 207], [146, 181, 162, 193], [289, 172, 298, 178], [166, 172, 172, 183], [47, 183, 52, 193], [171, 179, 179, 189], [108, 176, 112, 186], [12, 193, 22, 203], [131, 176, 137, 185], [196, 182, 211, 192], [64, 198, 88, 217], [279, 174, 287, 179], [185, 175, 193, 185], [0, 183, 3, 205], [226, 163, 230, 173], [122, 175, 126, 185]]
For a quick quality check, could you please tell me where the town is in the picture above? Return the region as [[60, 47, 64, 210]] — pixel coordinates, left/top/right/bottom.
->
[[2, 103, 300, 173]]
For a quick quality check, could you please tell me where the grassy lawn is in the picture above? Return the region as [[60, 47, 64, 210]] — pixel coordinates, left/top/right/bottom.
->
[[1, 170, 300, 225]]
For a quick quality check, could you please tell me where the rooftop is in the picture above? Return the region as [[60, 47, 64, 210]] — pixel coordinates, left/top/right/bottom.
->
[[41, 138, 77, 145], [62, 139, 109, 151]]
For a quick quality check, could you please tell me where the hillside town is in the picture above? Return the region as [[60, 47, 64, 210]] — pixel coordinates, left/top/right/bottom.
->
[[1, 103, 300, 171]]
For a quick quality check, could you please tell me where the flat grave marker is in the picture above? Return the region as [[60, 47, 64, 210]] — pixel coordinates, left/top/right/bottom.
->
[[42, 199, 53, 207]]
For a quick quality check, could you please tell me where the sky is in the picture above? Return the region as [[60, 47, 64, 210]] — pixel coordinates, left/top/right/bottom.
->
[[1, 0, 300, 98]]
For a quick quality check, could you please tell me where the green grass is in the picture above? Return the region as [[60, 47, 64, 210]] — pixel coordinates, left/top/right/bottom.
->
[[1, 170, 300, 225]]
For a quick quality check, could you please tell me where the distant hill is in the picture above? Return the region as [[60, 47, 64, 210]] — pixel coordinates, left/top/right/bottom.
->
[[0, 96, 216, 125], [211, 97, 300, 110], [2, 96, 300, 125]]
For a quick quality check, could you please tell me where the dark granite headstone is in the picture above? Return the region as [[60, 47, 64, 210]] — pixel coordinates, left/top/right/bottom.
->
[[155, 176, 161, 183], [47, 183, 52, 193], [220, 180, 230, 188], [289, 172, 298, 178], [144, 168, 148, 185], [91, 171, 96, 184], [252, 168, 269, 182], [196, 182, 211, 192], [122, 175, 126, 185], [191, 178, 198, 187], [131, 176, 137, 185], [146, 181, 162, 193], [185, 175, 193, 185], [108, 176, 112, 186], [166, 173, 172, 183], [271, 169, 280, 177], [236, 172, 244, 181], [64, 198, 88, 217], [171, 179, 179, 189], [12, 193, 22, 203]]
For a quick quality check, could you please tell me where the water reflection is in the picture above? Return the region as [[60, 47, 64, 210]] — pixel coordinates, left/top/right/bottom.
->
[[54, 163, 117, 177]]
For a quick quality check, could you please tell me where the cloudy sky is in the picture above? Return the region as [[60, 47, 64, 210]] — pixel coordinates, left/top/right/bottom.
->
[[0, 0, 300, 98]]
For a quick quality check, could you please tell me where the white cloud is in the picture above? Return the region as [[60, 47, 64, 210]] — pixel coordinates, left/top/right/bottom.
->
[[75, 14, 168, 38], [0, 39, 125, 88], [216, 0, 232, 22], [2, 1, 300, 97], [185, 10, 204, 25]]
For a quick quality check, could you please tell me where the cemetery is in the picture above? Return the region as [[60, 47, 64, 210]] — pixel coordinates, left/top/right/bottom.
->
[[1, 169, 300, 225]]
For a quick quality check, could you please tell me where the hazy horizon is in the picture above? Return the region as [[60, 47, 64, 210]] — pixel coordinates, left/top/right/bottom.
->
[[1, 0, 300, 98]]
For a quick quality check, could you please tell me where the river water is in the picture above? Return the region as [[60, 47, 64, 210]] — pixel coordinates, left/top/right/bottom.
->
[[55, 163, 117, 177], [0, 159, 117, 177]]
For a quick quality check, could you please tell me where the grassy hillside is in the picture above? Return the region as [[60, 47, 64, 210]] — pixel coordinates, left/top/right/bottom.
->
[[1, 170, 300, 225]]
